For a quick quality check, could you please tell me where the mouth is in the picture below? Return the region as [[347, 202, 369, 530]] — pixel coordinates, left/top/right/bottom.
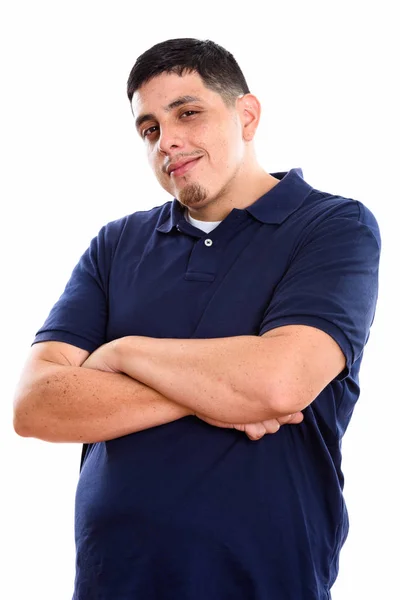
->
[[169, 157, 202, 178]]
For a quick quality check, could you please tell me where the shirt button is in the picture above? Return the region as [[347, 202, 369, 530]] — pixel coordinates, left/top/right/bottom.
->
[[204, 238, 213, 247]]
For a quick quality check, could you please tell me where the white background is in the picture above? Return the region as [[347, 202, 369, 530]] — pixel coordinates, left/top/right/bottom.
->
[[1, 1, 399, 598]]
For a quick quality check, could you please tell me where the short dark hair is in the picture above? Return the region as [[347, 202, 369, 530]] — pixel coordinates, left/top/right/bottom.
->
[[127, 38, 250, 106]]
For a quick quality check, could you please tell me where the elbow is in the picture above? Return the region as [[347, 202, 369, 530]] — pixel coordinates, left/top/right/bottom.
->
[[13, 361, 66, 441], [13, 402, 33, 438], [262, 380, 310, 418], [13, 386, 42, 438], [14, 420, 31, 438], [13, 385, 39, 437]]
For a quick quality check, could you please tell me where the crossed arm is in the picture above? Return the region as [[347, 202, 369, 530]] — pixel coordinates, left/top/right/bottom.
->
[[13, 325, 345, 443]]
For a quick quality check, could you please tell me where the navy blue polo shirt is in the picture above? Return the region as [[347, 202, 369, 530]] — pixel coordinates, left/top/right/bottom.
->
[[34, 169, 380, 599]]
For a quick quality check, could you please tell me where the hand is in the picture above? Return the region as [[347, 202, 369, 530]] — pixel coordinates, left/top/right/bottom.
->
[[196, 411, 304, 441], [81, 340, 122, 373], [234, 412, 304, 440]]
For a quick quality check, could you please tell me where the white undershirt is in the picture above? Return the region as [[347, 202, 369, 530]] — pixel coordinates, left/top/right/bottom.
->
[[184, 207, 222, 234]]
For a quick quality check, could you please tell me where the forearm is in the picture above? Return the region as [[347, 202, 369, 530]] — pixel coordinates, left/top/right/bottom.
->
[[14, 362, 192, 443], [117, 335, 280, 423]]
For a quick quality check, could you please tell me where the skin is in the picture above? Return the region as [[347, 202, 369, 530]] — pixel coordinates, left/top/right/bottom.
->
[[13, 70, 346, 444], [131, 70, 280, 222], [82, 335, 308, 438]]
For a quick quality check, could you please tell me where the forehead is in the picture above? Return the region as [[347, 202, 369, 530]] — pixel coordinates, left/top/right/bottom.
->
[[131, 71, 220, 117]]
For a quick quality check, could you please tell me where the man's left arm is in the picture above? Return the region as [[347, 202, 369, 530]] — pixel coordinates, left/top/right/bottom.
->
[[87, 326, 345, 424]]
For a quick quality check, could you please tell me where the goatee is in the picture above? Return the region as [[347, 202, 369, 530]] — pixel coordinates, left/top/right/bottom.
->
[[179, 182, 208, 206]]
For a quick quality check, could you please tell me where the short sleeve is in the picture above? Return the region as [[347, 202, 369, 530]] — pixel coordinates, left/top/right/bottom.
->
[[33, 224, 117, 352], [258, 206, 381, 380]]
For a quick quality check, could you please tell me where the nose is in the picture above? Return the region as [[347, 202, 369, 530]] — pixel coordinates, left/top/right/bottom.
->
[[157, 125, 184, 155]]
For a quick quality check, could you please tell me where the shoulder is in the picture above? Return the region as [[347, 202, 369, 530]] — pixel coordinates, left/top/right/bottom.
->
[[299, 185, 381, 249], [96, 200, 173, 251]]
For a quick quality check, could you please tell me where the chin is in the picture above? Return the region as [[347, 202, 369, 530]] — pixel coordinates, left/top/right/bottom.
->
[[177, 181, 209, 206]]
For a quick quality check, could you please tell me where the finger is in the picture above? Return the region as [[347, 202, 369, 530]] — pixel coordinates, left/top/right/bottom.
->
[[277, 412, 303, 425], [277, 413, 294, 424], [288, 412, 304, 424], [245, 422, 267, 440], [246, 420, 281, 440], [261, 419, 281, 434]]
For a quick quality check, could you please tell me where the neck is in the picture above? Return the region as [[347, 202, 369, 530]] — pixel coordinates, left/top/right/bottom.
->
[[187, 161, 280, 222]]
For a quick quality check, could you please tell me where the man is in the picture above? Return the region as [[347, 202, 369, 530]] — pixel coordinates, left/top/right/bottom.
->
[[13, 38, 380, 599]]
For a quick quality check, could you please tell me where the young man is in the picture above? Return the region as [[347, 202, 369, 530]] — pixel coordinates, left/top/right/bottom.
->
[[13, 38, 380, 599]]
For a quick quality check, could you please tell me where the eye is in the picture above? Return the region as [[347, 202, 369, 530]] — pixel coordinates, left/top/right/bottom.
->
[[142, 125, 159, 139], [181, 110, 198, 118], [141, 111, 199, 140]]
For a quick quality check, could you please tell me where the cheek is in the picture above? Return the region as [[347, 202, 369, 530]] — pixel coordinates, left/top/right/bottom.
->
[[209, 122, 236, 157], [209, 134, 235, 171], [149, 153, 171, 190], [147, 149, 161, 177]]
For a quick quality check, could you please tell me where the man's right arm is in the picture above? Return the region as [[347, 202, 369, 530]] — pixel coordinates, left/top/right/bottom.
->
[[13, 341, 192, 443]]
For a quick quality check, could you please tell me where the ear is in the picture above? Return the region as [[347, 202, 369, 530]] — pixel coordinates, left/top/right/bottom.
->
[[236, 94, 261, 141]]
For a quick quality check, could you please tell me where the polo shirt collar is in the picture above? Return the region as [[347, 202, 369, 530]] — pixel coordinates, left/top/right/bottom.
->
[[246, 168, 313, 224], [157, 168, 312, 233]]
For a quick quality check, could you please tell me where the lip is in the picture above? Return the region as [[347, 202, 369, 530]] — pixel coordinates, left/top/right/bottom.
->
[[168, 157, 202, 177]]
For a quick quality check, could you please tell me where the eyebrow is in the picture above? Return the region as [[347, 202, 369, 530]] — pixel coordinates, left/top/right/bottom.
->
[[134, 95, 202, 131]]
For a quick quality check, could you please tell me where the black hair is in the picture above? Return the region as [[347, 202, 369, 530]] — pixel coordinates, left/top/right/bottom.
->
[[127, 38, 250, 106]]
